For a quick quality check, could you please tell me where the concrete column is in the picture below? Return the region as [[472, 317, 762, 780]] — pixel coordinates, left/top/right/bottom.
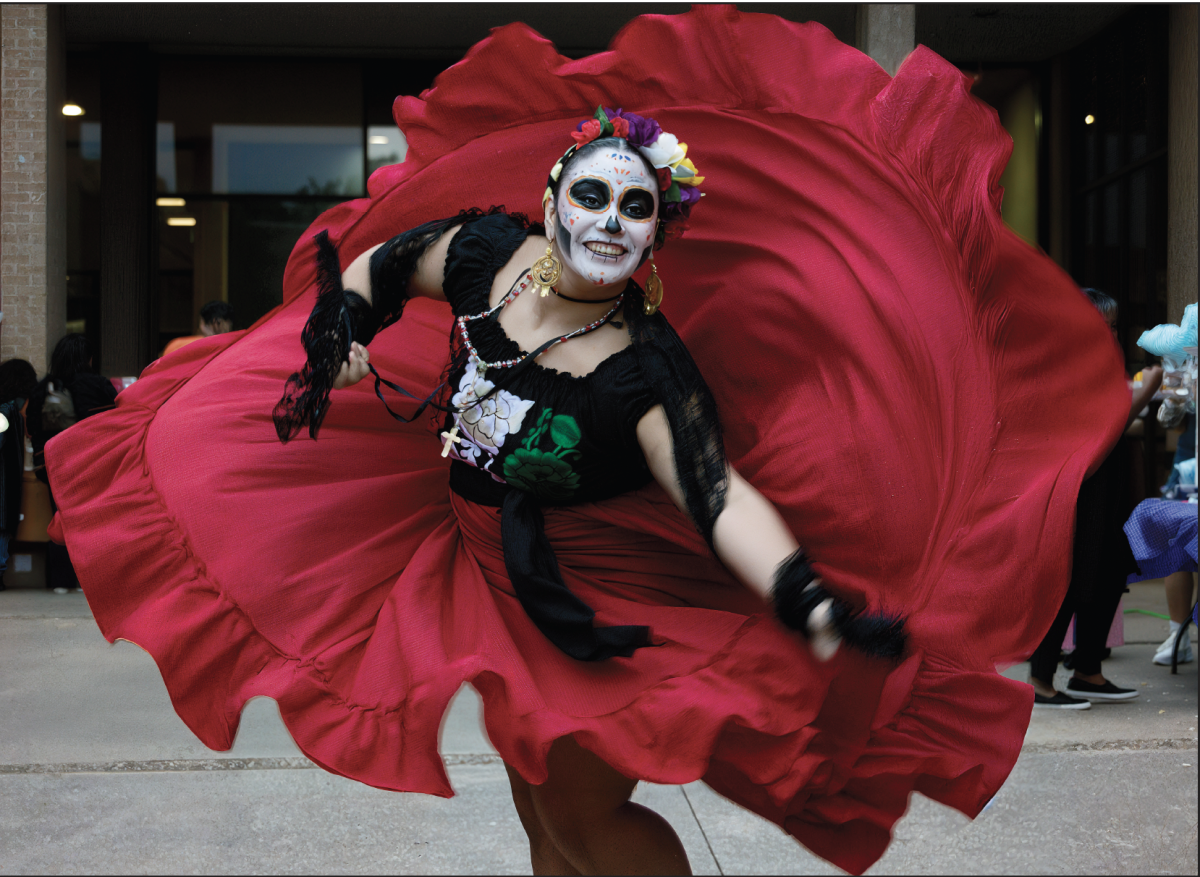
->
[[1167, 4, 1197, 325], [0, 3, 65, 374], [856, 4, 916, 77]]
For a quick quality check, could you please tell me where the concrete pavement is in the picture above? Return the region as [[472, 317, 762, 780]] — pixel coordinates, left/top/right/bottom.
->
[[1, 581, 1195, 875]]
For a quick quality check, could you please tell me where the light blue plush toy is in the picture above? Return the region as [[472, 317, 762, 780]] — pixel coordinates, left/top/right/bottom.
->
[[1137, 302, 1197, 362]]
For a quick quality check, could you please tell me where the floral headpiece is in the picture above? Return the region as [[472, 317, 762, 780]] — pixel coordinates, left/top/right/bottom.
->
[[544, 106, 703, 242]]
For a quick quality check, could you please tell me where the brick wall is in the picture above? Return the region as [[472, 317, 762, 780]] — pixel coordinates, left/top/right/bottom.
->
[[1, 4, 49, 372]]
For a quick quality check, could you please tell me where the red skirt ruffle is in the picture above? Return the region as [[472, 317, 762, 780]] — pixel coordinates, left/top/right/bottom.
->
[[47, 8, 1129, 875]]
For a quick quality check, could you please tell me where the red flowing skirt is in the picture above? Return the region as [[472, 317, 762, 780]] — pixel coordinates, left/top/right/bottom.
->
[[47, 8, 1129, 874]]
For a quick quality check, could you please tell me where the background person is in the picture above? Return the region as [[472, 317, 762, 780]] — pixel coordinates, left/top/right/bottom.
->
[[28, 334, 117, 594], [1028, 288, 1162, 708], [162, 300, 235, 357], [0, 359, 39, 591]]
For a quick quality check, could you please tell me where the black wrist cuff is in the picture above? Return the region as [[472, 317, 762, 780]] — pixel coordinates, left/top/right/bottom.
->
[[771, 550, 841, 633], [770, 548, 906, 659]]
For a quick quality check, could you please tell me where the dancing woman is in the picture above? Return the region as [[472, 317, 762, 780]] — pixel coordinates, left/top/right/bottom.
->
[[274, 108, 897, 873], [45, 8, 1129, 875]]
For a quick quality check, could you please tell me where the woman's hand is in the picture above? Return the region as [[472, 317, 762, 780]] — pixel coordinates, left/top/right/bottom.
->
[[333, 342, 371, 390]]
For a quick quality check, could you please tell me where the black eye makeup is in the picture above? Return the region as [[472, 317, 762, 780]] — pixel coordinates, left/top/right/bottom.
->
[[567, 177, 611, 211], [619, 187, 655, 221]]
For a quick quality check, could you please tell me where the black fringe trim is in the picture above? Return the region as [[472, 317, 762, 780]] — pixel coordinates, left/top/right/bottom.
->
[[626, 293, 728, 549], [273, 230, 360, 443]]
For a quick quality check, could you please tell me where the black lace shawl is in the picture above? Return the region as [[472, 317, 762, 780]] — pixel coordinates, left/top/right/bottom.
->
[[623, 288, 728, 547]]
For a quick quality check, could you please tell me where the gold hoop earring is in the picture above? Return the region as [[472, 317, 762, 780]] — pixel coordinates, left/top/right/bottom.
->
[[531, 245, 562, 297], [644, 259, 664, 315]]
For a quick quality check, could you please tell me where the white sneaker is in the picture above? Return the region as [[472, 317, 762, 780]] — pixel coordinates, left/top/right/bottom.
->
[[1153, 629, 1194, 665]]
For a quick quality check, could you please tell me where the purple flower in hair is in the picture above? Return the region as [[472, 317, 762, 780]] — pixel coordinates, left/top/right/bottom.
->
[[602, 107, 662, 149], [661, 202, 686, 223], [659, 184, 701, 223]]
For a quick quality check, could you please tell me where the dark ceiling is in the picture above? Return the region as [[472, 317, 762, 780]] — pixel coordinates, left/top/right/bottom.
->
[[916, 3, 1131, 64], [64, 3, 1132, 64]]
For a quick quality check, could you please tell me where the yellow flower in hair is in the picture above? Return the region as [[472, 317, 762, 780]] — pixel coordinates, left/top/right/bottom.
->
[[672, 157, 704, 186]]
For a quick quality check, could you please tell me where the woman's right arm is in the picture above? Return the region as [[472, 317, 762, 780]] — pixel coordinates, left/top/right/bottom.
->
[[339, 225, 461, 306], [275, 217, 473, 441], [332, 226, 462, 390]]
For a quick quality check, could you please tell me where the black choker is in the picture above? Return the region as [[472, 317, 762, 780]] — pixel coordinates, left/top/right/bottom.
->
[[551, 285, 625, 304]]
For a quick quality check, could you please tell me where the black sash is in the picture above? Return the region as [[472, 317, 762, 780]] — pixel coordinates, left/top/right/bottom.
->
[[451, 461, 652, 661]]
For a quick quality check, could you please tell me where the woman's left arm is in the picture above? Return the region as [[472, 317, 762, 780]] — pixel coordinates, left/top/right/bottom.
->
[[637, 404, 898, 661], [636, 404, 798, 601]]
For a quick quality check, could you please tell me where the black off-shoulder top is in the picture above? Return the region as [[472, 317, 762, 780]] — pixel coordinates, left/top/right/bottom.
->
[[440, 213, 658, 507]]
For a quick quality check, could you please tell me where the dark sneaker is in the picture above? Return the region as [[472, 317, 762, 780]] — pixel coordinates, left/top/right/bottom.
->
[[1033, 690, 1091, 709], [1066, 678, 1139, 702]]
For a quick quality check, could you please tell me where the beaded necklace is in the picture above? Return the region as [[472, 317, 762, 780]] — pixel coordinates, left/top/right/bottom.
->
[[366, 269, 625, 437], [456, 269, 625, 385]]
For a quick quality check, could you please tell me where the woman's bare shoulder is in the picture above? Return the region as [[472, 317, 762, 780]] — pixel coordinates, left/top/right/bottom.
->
[[489, 233, 548, 300]]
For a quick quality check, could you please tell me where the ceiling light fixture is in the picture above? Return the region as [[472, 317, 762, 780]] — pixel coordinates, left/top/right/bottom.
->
[[62, 104, 84, 116], [167, 217, 197, 227], [156, 197, 186, 207]]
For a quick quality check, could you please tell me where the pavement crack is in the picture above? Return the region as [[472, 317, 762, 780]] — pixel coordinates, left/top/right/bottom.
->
[[1, 753, 504, 775], [681, 785, 724, 875], [1020, 738, 1198, 754]]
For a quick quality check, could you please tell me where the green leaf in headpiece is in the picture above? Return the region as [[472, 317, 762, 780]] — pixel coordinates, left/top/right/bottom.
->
[[663, 181, 682, 203], [594, 105, 614, 137]]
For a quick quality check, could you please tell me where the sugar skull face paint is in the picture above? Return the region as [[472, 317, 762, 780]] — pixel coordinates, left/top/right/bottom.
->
[[548, 144, 658, 288]]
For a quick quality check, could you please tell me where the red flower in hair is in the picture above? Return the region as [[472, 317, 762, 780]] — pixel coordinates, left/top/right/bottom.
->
[[611, 117, 630, 139], [571, 119, 602, 145], [656, 167, 673, 191]]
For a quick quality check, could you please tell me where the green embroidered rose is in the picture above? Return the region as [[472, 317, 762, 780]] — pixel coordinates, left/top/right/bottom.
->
[[503, 409, 582, 500], [503, 447, 581, 500]]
